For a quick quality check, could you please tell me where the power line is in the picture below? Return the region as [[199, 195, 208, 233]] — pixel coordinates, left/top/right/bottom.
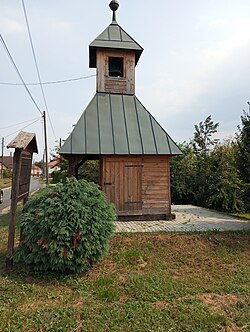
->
[[0, 74, 96, 86], [0, 34, 43, 116], [5, 117, 42, 138], [21, 0, 57, 142], [0, 117, 40, 130]]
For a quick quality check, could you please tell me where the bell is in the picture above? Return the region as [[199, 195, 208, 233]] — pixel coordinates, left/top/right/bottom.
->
[[109, 57, 123, 77]]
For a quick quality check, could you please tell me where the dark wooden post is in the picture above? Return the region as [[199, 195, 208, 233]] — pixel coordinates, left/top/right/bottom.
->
[[68, 157, 77, 177], [6, 149, 22, 270], [68, 155, 84, 178]]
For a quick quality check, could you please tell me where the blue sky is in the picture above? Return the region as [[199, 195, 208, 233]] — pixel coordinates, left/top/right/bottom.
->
[[1, 0, 250, 160]]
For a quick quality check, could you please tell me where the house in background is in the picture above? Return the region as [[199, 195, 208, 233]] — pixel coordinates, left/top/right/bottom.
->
[[0, 155, 13, 178], [31, 164, 42, 177], [0, 156, 13, 172], [48, 158, 61, 177], [60, 1, 182, 220]]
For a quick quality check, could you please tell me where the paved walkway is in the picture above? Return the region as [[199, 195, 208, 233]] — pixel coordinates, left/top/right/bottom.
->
[[115, 205, 250, 233]]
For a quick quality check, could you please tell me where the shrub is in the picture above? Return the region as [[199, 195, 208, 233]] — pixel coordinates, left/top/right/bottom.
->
[[51, 169, 68, 184], [3, 169, 12, 178], [14, 178, 116, 273], [78, 160, 99, 184]]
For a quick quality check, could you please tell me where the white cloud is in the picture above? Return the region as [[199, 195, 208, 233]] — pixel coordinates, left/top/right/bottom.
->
[[201, 19, 250, 65], [0, 18, 24, 34]]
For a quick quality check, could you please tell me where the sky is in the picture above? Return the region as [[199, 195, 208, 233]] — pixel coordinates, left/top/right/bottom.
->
[[1, 0, 250, 161]]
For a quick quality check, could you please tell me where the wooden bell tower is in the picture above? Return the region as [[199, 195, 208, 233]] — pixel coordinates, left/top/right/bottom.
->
[[60, 1, 182, 220], [89, 1, 142, 96]]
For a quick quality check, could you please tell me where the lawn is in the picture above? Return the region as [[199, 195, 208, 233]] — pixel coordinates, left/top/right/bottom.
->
[[0, 178, 11, 189], [0, 212, 249, 331], [232, 213, 250, 220]]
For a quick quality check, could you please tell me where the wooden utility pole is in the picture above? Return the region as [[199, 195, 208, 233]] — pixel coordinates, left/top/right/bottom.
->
[[6, 149, 21, 270], [43, 111, 49, 185], [0, 137, 4, 179]]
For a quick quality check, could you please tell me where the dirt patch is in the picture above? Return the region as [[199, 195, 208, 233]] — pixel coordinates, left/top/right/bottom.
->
[[197, 293, 241, 314], [151, 301, 169, 310], [72, 297, 85, 308], [198, 293, 246, 331], [221, 322, 243, 332]]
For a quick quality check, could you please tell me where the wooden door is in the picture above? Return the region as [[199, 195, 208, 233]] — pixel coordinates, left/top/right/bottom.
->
[[124, 161, 142, 213], [102, 157, 142, 214]]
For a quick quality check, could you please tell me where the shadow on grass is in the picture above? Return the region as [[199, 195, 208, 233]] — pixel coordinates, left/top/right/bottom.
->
[[200, 229, 250, 252], [0, 242, 85, 286]]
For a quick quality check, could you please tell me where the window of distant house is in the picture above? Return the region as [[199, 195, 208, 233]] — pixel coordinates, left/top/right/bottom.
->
[[108, 57, 124, 77]]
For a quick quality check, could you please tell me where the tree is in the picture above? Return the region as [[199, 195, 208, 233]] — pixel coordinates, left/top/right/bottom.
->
[[236, 108, 250, 211], [170, 142, 197, 204], [171, 115, 246, 212], [193, 115, 219, 155], [78, 160, 99, 184], [192, 115, 219, 207], [51, 156, 68, 184], [34, 160, 43, 169], [208, 141, 244, 212]]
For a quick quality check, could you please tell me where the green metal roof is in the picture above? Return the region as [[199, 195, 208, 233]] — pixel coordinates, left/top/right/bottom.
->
[[60, 93, 182, 156], [89, 20, 143, 68]]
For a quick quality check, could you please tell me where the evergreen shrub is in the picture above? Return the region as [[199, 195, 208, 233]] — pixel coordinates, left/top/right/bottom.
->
[[14, 178, 116, 273], [3, 169, 12, 178]]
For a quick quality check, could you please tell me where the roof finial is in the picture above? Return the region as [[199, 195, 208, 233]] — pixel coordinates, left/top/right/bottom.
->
[[109, 0, 119, 22]]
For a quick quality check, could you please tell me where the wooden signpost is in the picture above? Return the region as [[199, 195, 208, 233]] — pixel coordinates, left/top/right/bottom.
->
[[6, 131, 38, 270]]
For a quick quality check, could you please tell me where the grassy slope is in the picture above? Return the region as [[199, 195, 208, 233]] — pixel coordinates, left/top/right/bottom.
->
[[0, 214, 249, 331]]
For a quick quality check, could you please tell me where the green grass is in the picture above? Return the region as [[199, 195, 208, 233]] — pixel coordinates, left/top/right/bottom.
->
[[0, 178, 11, 189], [0, 212, 249, 331], [232, 213, 250, 220]]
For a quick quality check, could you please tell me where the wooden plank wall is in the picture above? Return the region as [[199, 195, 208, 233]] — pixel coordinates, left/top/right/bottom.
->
[[96, 49, 135, 94], [142, 156, 170, 216], [101, 156, 171, 218]]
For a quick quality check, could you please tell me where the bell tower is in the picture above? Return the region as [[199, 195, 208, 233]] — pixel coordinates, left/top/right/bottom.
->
[[60, 0, 182, 221], [89, 0, 143, 95]]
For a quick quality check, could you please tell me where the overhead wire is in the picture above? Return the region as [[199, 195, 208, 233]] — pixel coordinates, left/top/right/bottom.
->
[[0, 117, 40, 130], [21, 0, 57, 142], [0, 74, 96, 86], [4, 117, 42, 139], [0, 34, 43, 116]]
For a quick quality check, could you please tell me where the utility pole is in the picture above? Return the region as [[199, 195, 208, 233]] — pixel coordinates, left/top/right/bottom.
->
[[43, 111, 49, 185], [0, 137, 4, 179]]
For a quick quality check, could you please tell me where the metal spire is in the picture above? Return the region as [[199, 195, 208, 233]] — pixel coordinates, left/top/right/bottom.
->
[[109, 0, 119, 22]]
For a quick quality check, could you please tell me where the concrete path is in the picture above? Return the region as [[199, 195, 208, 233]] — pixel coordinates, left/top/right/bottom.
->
[[115, 205, 250, 233], [0, 177, 41, 215]]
